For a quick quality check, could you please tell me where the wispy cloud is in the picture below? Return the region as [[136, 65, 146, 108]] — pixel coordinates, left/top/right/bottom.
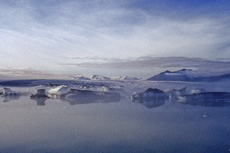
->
[[62, 56, 230, 76], [0, 0, 230, 75], [0, 68, 71, 80], [1, 56, 230, 79]]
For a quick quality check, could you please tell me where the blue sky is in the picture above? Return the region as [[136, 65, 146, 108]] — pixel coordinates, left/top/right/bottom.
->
[[0, 0, 230, 78]]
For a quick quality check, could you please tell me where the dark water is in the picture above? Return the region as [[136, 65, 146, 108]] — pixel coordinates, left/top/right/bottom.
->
[[0, 90, 230, 153]]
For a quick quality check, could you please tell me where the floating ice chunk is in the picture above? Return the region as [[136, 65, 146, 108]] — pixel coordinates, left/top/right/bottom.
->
[[131, 88, 166, 102], [102, 86, 110, 92], [30, 89, 48, 98], [163, 87, 187, 99], [164, 88, 176, 99], [1, 87, 20, 102], [2, 87, 19, 96], [175, 87, 187, 96], [30, 89, 48, 106], [190, 88, 206, 94], [48, 85, 70, 97], [131, 88, 166, 108], [3, 87, 12, 95]]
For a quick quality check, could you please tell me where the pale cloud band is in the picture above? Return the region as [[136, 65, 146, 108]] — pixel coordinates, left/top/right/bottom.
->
[[1, 57, 230, 79]]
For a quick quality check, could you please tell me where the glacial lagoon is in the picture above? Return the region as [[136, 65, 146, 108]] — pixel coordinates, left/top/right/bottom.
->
[[0, 81, 230, 153]]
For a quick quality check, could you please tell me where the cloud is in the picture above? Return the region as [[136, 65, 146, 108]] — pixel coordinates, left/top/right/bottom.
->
[[1, 56, 230, 79], [62, 56, 230, 76], [0, 68, 72, 80], [0, 0, 230, 75]]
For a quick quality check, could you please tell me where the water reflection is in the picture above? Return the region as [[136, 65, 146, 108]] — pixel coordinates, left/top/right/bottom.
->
[[62, 89, 121, 105], [29, 89, 121, 106], [131, 88, 230, 108], [132, 98, 166, 108], [30, 97, 49, 106], [2, 86, 230, 108], [30, 89, 49, 106], [131, 88, 167, 108], [2, 94, 20, 102], [174, 92, 230, 107], [0, 87, 31, 102]]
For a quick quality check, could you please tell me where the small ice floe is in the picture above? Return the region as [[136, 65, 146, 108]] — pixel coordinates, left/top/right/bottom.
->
[[102, 86, 110, 92], [30, 89, 49, 106], [175, 87, 187, 96], [48, 85, 70, 98], [2, 87, 20, 96], [164, 88, 176, 99], [190, 88, 206, 94], [164, 87, 187, 99], [131, 88, 166, 108], [1, 87, 20, 102], [82, 85, 92, 90], [131, 88, 166, 100], [30, 89, 48, 98], [3, 87, 12, 95], [90, 85, 111, 92]]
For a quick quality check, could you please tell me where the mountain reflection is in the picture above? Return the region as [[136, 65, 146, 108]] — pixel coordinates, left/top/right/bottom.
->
[[175, 92, 230, 107]]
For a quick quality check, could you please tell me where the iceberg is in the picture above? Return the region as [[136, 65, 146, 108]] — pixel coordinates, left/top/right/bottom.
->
[[30, 89, 48, 98], [48, 85, 70, 97], [190, 88, 206, 94], [2, 87, 20, 96], [1, 87, 20, 102], [163, 87, 187, 99]]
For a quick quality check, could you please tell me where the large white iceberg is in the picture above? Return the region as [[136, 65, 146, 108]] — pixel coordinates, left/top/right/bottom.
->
[[48, 85, 70, 97]]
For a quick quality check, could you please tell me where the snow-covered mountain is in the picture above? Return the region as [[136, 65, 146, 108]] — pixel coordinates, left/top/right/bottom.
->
[[71, 74, 141, 81], [91, 75, 111, 81], [71, 76, 91, 80], [147, 69, 193, 81], [147, 69, 230, 82], [111, 76, 141, 81], [71, 75, 111, 81]]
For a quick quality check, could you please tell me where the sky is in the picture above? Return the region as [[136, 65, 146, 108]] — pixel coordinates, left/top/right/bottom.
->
[[0, 0, 230, 79]]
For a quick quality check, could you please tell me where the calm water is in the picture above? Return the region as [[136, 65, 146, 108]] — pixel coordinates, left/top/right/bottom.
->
[[0, 88, 230, 153]]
